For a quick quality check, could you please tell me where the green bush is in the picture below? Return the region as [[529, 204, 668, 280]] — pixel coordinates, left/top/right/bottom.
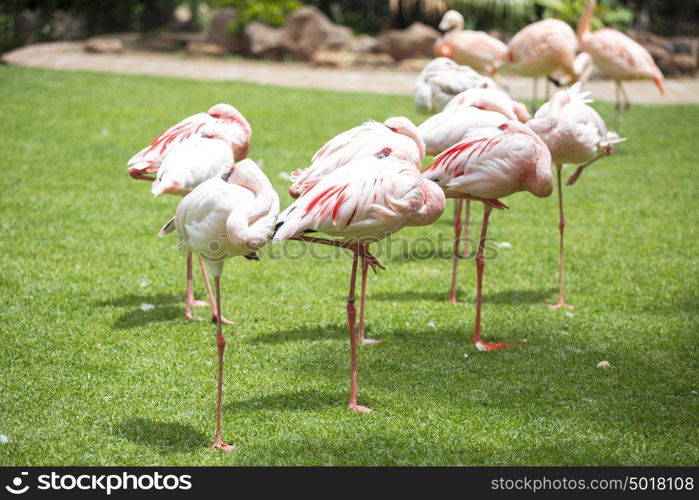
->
[[206, 0, 300, 34]]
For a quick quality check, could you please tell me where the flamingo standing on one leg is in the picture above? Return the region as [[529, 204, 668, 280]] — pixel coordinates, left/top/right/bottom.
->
[[527, 83, 625, 309], [127, 103, 251, 320], [159, 159, 279, 451], [503, 19, 580, 111], [423, 121, 553, 351], [274, 155, 445, 412], [418, 107, 509, 303], [433, 10, 507, 76], [288, 117, 425, 344], [577, 0, 664, 121], [415, 57, 496, 115]]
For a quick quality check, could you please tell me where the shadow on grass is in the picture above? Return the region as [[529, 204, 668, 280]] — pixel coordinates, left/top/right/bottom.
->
[[249, 323, 345, 344], [225, 389, 340, 413], [115, 417, 208, 452], [483, 288, 558, 305], [113, 305, 183, 329], [95, 293, 181, 308]]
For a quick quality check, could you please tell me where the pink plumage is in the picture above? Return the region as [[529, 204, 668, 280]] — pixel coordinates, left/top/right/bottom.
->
[[423, 121, 552, 352], [578, 0, 664, 108], [288, 117, 424, 198], [433, 10, 507, 75], [127, 103, 251, 181]]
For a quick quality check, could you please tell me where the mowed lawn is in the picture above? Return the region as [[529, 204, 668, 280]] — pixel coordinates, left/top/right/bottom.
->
[[0, 66, 697, 466]]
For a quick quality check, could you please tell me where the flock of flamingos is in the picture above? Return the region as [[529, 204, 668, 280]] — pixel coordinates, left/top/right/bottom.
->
[[126, 0, 663, 451]]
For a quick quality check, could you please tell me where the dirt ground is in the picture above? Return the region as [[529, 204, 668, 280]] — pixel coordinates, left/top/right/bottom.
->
[[3, 41, 698, 104]]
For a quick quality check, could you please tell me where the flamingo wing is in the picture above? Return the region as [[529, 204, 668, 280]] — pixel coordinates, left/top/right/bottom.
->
[[276, 157, 423, 241]]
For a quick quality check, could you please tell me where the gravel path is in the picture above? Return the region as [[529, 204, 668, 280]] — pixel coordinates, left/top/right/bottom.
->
[[4, 41, 698, 104]]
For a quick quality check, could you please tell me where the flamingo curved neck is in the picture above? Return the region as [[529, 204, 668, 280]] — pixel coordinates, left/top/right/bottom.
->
[[578, 0, 596, 43], [451, 13, 465, 32]]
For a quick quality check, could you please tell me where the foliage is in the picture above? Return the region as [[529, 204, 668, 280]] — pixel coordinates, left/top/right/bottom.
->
[[206, 0, 300, 34], [1, 66, 698, 466], [538, 0, 633, 31]]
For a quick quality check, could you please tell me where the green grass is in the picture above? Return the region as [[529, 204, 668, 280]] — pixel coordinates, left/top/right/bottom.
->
[[0, 66, 697, 466]]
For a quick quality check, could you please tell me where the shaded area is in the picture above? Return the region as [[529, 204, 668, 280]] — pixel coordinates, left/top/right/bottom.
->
[[225, 389, 340, 413], [114, 418, 208, 452]]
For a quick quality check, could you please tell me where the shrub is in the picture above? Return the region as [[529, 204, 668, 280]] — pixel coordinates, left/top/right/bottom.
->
[[206, 0, 301, 34]]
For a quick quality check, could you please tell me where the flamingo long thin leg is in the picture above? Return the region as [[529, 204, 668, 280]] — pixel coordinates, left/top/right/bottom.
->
[[358, 254, 378, 344], [197, 257, 233, 324], [567, 151, 610, 186], [184, 253, 207, 320], [211, 276, 234, 452], [347, 254, 372, 413], [462, 199, 471, 260], [550, 165, 573, 310], [449, 199, 464, 304], [620, 82, 631, 111], [473, 204, 519, 352]]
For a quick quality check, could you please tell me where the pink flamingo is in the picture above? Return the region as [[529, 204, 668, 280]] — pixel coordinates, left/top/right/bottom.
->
[[415, 57, 496, 115], [443, 87, 531, 122], [127, 104, 251, 321], [423, 121, 553, 351], [418, 107, 509, 303], [578, 0, 664, 115], [288, 117, 425, 344], [504, 18, 580, 110], [274, 155, 445, 412], [527, 83, 625, 309], [434, 10, 507, 76], [160, 159, 279, 451]]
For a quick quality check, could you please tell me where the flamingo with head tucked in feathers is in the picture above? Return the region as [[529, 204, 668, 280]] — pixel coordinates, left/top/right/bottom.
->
[[127, 103, 251, 321], [274, 155, 445, 412], [423, 121, 553, 351], [527, 83, 625, 309], [433, 10, 507, 76], [159, 158, 279, 451], [418, 107, 509, 304], [578, 0, 664, 117], [504, 18, 580, 110], [288, 117, 425, 344], [415, 57, 496, 115], [443, 87, 531, 122]]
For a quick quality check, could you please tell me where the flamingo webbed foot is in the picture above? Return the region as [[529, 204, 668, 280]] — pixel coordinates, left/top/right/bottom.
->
[[548, 301, 574, 310], [349, 404, 374, 413], [211, 441, 235, 452], [359, 337, 380, 345], [475, 340, 520, 352], [211, 314, 235, 325]]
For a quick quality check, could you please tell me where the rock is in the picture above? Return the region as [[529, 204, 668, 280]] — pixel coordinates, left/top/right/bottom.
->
[[283, 5, 354, 60], [241, 22, 286, 59], [85, 37, 124, 54], [352, 34, 378, 53], [374, 22, 439, 61], [206, 7, 236, 47], [310, 50, 356, 68], [355, 53, 395, 68], [674, 54, 697, 74], [397, 57, 429, 72], [186, 41, 227, 57]]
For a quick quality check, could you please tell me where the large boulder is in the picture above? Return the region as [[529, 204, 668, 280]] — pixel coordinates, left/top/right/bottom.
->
[[373, 22, 439, 61], [241, 22, 286, 59], [282, 6, 354, 60]]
